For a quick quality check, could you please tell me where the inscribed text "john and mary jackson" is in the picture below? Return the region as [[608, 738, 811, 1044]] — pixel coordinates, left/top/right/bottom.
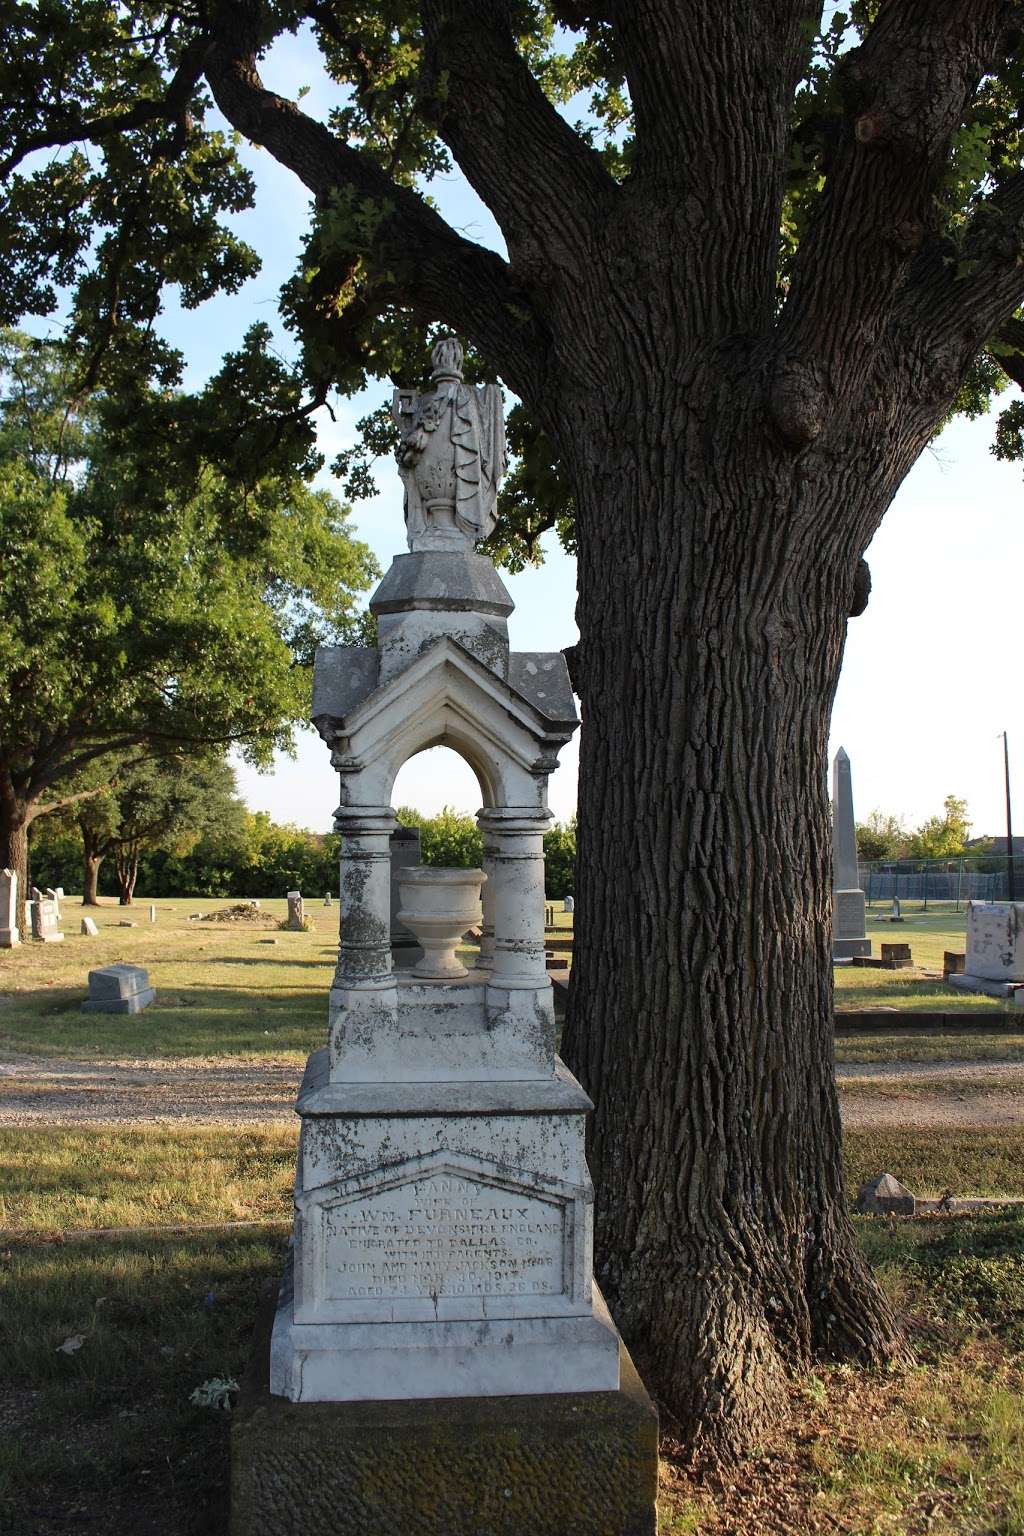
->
[[324, 1173, 565, 1300]]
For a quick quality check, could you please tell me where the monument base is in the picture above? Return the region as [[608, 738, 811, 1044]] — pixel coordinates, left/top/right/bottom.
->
[[0, 928, 19, 948], [81, 987, 156, 1014], [947, 972, 1024, 1000], [270, 1253, 621, 1401], [233, 1284, 658, 1536], [833, 937, 871, 960]]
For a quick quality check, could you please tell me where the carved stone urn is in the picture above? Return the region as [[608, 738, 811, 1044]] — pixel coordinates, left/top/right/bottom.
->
[[395, 866, 486, 979]]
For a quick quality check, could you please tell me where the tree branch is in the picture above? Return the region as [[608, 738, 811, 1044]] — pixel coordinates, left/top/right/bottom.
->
[[991, 313, 1024, 390], [418, 0, 614, 274], [204, 1, 547, 399], [778, 1, 1022, 375], [31, 782, 120, 824], [906, 171, 1024, 365], [608, 2, 817, 329], [0, 32, 208, 178]]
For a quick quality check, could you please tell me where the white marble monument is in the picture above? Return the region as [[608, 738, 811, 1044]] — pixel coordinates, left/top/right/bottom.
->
[[269, 336, 621, 1405], [1, 867, 19, 947], [831, 746, 870, 960], [948, 901, 1024, 998]]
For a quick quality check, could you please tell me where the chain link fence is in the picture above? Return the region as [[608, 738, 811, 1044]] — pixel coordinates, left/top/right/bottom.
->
[[862, 855, 1024, 911]]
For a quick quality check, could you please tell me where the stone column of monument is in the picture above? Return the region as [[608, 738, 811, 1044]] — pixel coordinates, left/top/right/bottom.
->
[[233, 338, 656, 1536], [832, 746, 871, 960], [474, 818, 498, 970]]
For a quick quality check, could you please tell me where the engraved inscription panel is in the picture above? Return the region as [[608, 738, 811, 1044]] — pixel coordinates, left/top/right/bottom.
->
[[323, 1172, 564, 1301]]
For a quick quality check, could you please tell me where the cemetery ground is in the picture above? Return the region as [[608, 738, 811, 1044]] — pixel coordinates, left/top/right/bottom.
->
[[2, 901, 1024, 1532]]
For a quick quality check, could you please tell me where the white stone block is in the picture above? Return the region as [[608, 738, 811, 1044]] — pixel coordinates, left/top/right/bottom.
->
[[963, 902, 1024, 982]]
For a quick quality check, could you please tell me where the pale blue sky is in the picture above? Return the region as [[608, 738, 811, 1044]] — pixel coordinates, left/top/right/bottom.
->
[[158, 28, 1024, 840]]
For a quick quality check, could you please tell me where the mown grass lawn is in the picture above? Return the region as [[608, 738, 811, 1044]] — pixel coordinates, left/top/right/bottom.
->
[[834, 908, 1015, 1016], [0, 897, 333, 1061], [0, 1121, 1021, 1533], [4, 899, 1020, 1063]]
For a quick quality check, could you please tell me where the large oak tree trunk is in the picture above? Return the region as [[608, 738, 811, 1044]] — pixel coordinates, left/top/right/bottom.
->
[[1, 800, 32, 938], [560, 343, 906, 1458]]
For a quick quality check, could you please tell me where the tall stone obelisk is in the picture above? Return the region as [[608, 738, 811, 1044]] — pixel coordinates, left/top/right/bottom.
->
[[832, 747, 870, 960]]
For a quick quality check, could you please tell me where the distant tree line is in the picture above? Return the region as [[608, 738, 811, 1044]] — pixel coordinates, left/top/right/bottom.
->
[[28, 775, 577, 901], [855, 795, 991, 863]]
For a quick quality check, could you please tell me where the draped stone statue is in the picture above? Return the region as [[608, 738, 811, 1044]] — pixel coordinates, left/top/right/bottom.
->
[[392, 336, 506, 551]]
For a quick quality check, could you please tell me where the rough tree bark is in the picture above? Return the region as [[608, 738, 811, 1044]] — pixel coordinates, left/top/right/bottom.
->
[[194, 0, 1024, 1457], [81, 832, 105, 906], [0, 799, 31, 936], [115, 848, 139, 906]]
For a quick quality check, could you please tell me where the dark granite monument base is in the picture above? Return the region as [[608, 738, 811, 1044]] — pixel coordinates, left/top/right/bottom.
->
[[231, 1285, 658, 1536], [833, 937, 871, 960]]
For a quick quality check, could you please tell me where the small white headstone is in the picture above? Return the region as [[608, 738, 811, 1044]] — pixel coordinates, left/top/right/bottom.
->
[[286, 891, 305, 931], [323, 892, 333, 908], [81, 917, 99, 936], [0, 867, 19, 948], [563, 895, 574, 913], [149, 904, 157, 923]]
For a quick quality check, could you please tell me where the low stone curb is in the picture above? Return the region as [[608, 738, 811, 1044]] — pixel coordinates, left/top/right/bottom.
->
[[835, 1010, 1020, 1031]]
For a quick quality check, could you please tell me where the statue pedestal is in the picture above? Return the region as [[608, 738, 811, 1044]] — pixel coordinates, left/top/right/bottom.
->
[[233, 1280, 657, 1536], [268, 1049, 621, 1402]]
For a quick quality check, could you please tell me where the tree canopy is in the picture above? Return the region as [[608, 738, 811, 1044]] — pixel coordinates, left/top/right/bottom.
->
[[856, 796, 977, 861], [75, 753, 247, 903], [3, 4, 1024, 565], [0, 324, 378, 912]]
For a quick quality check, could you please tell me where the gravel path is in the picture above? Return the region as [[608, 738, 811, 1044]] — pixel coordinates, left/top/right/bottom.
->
[[1, 1051, 1023, 1129], [0, 1052, 299, 1124]]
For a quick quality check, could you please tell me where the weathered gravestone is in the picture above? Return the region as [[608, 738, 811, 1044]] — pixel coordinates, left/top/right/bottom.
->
[[323, 892, 332, 908], [831, 747, 870, 960], [81, 964, 155, 1014], [232, 336, 657, 1536], [0, 867, 19, 948], [564, 894, 574, 913], [948, 901, 1024, 998], [285, 891, 305, 930], [81, 917, 99, 936], [30, 887, 64, 943]]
